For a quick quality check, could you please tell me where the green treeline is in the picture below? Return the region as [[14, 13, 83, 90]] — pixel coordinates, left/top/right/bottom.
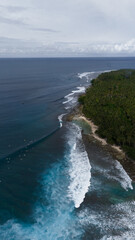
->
[[79, 69, 135, 159]]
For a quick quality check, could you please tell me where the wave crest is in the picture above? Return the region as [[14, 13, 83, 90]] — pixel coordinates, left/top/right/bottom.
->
[[67, 123, 91, 208]]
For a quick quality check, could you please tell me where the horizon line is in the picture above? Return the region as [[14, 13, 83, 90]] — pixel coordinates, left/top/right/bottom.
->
[[0, 56, 135, 59]]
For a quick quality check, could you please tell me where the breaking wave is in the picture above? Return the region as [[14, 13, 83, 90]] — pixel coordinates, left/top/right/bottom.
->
[[63, 86, 85, 109], [67, 123, 91, 208], [58, 113, 66, 128]]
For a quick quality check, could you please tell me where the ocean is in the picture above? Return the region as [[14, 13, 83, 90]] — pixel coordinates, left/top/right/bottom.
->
[[0, 57, 135, 239]]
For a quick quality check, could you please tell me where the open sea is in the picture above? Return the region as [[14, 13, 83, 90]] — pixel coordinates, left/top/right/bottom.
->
[[0, 57, 135, 240]]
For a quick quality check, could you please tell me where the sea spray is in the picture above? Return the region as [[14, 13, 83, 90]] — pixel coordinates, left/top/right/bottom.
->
[[0, 160, 83, 240], [114, 160, 133, 190], [78, 70, 112, 81], [78, 200, 135, 240], [78, 72, 95, 81], [63, 86, 85, 108], [67, 123, 91, 208], [58, 113, 66, 128], [92, 156, 133, 192], [62, 71, 102, 109]]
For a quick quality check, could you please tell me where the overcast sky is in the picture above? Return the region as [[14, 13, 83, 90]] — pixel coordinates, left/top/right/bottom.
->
[[0, 0, 135, 57]]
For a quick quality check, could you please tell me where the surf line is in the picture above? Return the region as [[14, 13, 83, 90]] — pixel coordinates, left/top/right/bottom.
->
[[67, 123, 91, 208]]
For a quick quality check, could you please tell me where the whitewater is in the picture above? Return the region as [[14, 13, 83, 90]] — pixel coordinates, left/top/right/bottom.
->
[[0, 58, 135, 240]]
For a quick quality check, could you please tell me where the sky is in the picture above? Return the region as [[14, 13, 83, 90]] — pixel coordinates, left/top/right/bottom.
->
[[0, 0, 135, 57]]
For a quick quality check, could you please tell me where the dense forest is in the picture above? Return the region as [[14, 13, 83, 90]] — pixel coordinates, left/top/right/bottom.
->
[[79, 69, 135, 160]]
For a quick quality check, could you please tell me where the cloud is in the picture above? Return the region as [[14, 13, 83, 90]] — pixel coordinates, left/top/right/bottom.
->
[[0, 5, 27, 13], [0, 16, 27, 26], [0, 15, 59, 34], [0, 37, 135, 57], [31, 27, 60, 33], [0, 0, 135, 56]]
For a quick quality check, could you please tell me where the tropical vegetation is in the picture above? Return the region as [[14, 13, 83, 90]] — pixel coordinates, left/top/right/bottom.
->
[[79, 69, 135, 159]]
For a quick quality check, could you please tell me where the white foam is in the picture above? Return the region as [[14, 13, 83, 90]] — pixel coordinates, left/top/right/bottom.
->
[[63, 87, 85, 104], [78, 72, 95, 80], [63, 70, 113, 109], [72, 86, 85, 93], [58, 113, 66, 128], [115, 160, 133, 190], [63, 70, 115, 109], [63, 86, 85, 110], [63, 95, 74, 104], [78, 200, 135, 240], [78, 70, 115, 82], [0, 160, 84, 240], [65, 106, 70, 110], [67, 123, 91, 208], [94, 157, 133, 191]]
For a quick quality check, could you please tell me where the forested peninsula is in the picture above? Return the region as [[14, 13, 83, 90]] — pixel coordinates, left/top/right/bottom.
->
[[79, 69, 135, 160]]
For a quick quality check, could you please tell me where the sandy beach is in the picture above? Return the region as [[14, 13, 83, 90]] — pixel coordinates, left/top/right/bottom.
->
[[70, 111, 135, 181], [78, 115, 124, 154]]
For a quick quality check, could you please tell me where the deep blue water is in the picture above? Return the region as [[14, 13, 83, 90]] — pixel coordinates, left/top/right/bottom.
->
[[0, 58, 135, 239]]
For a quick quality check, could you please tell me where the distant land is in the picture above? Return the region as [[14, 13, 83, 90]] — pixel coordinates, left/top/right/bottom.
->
[[79, 69, 135, 160]]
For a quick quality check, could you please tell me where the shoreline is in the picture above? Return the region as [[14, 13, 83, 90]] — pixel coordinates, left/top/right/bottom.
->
[[66, 109, 126, 160], [78, 115, 125, 155], [66, 107, 135, 181]]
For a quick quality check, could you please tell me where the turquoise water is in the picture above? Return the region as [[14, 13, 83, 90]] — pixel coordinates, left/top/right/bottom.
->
[[0, 58, 135, 239]]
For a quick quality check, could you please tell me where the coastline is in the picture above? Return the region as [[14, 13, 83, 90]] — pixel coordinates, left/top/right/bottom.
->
[[66, 106, 135, 181], [77, 115, 125, 155]]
